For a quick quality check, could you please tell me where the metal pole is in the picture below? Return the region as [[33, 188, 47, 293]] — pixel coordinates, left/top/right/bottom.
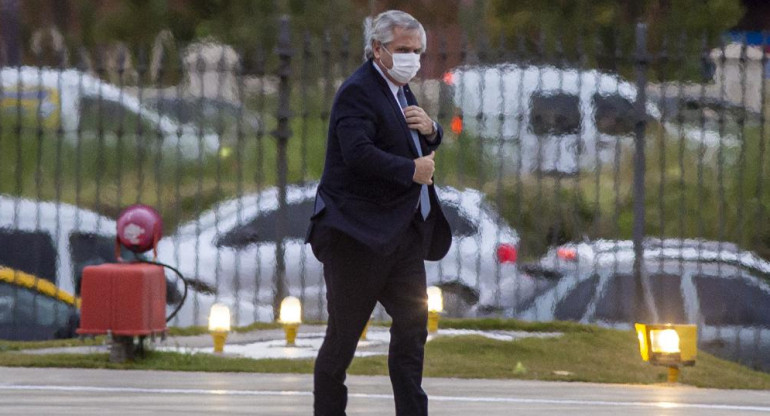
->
[[633, 23, 649, 323], [0, 0, 21, 65], [272, 16, 293, 320]]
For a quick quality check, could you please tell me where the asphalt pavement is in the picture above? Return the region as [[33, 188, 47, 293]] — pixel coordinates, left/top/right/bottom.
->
[[3, 367, 770, 415], [6, 327, 770, 415]]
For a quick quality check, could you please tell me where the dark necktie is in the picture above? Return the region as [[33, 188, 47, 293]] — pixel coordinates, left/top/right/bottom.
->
[[397, 87, 430, 220]]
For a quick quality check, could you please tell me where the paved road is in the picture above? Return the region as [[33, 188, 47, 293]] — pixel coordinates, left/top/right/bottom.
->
[[2, 367, 770, 415]]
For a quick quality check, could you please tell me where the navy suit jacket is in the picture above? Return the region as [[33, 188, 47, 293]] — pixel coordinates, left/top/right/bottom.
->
[[307, 60, 451, 261]]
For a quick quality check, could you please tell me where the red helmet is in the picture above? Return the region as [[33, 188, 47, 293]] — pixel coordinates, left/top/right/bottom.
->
[[116, 205, 163, 256]]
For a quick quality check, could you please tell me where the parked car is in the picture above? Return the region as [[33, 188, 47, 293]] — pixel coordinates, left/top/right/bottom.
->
[[0, 267, 79, 341], [0, 66, 220, 158], [158, 183, 532, 327], [516, 238, 770, 370], [0, 195, 122, 297], [0, 195, 189, 339]]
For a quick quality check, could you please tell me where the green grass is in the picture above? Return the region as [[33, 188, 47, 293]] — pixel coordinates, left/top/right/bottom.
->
[[2, 319, 770, 390], [424, 330, 770, 389], [0, 336, 106, 352]]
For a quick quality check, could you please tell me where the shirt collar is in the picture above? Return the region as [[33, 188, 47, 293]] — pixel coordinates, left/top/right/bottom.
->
[[372, 60, 400, 97]]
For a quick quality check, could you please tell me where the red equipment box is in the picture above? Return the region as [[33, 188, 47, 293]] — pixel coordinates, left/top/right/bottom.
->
[[77, 263, 167, 337]]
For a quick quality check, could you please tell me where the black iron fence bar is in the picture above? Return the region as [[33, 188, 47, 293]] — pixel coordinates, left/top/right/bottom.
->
[[632, 23, 649, 323], [271, 16, 293, 320], [252, 44, 266, 324], [232, 47, 246, 325], [733, 37, 747, 248], [751, 33, 765, 255], [134, 48, 147, 206]]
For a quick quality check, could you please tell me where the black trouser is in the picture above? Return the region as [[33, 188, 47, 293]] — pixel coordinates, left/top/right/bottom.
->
[[313, 220, 429, 416]]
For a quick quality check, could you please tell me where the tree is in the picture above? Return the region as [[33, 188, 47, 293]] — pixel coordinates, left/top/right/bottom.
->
[[486, 0, 745, 80]]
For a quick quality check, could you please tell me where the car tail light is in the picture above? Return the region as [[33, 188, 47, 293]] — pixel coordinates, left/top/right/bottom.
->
[[557, 247, 578, 261], [497, 244, 518, 264], [451, 115, 463, 134], [443, 71, 454, 85]]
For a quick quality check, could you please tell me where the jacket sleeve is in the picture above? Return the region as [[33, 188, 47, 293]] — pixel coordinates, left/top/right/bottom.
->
[[334, 84, 415, 188], [423, 122, 443, 153]]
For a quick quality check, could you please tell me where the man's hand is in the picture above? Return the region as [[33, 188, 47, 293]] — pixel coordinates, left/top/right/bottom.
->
[[413, 151, 435, 185], [403, 105, 435, 136]]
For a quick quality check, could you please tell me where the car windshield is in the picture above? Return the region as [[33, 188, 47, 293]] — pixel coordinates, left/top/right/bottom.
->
[[216, 195, 482, 249], [441, 203, 477, 238], [146, 97, 260, 134], [216, 199, 316, 248]]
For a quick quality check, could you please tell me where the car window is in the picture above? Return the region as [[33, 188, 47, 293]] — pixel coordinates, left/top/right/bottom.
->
[[0, 229, 57, 284], [594, 273, 686, 323], [217, 197, 481, 248], [0, 282, 72, 327], [694, 274, 770, 326], [441, 203, 478, 238], [216, 199, 315, 248], [0, 283, 13, 324], [529, 93, 581, 135], [554, 274, 599, 320], [78, 96, 157, 135], [70, 232, 140, 294], [593, 93, 634, 135]]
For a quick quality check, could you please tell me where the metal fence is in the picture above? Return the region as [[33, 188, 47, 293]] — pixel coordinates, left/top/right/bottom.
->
[[2, 16, 770, 370]]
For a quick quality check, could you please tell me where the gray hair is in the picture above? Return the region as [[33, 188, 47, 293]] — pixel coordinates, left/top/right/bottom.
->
[[364, 10, 427, 60]]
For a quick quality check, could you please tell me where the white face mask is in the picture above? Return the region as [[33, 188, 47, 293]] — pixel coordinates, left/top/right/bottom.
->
[[381, 46, 421, 84]]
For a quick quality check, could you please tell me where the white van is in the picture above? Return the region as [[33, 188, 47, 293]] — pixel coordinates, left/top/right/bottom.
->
[[448, 64, 661, 175], [0, 66, 219, 158]]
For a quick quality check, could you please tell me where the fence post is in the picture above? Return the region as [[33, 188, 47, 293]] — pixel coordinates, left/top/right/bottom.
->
[[272, 15, 293, 321], [0, 0, 21, 65], [633, 23, 650, 323]]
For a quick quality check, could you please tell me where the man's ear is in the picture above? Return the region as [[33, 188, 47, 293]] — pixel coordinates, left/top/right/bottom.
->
[[372, 41, 382, 60]]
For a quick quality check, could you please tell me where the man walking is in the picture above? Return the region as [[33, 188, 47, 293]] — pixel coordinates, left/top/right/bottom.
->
[[306, 9, 451, 416]]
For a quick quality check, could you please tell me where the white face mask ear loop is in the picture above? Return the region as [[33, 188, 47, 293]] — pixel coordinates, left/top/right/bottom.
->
[[379, 43, 394, 71]]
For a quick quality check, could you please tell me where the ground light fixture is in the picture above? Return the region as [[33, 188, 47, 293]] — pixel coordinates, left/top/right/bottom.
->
[[279, 296, 302, 346], [635, 323, 697, 383], [427, 286, 443, 333], [208, 303, 231, 353]]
